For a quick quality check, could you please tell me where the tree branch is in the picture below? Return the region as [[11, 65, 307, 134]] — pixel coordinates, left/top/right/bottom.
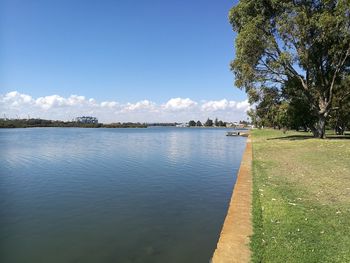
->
[[328, 45, 350, 108]]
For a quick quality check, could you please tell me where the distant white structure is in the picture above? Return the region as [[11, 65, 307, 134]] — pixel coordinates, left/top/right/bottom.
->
[[176, 123, 189, 127], [226, 122, 246, 129], [75, 116, 98, 124]]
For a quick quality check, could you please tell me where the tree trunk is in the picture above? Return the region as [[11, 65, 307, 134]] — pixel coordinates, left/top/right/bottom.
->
[[311, 114, 326, 138]]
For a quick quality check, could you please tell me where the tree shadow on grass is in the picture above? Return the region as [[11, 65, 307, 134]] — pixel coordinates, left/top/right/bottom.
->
[[325, 135, 350, 140], [267, 134, 314, 141], [268, 134, 350, 141]]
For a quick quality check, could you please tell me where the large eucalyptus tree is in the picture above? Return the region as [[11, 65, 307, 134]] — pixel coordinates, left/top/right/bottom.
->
[[229, 0, 350, 138]]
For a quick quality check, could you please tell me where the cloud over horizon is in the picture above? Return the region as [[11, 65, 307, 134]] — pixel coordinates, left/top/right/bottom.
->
[[1, 91, 250, 123]]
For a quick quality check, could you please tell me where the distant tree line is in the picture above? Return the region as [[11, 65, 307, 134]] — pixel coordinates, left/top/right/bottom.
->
[[147, 123, 178, 127], [104, 122, 147, 128], [0, 118, 147, 128]]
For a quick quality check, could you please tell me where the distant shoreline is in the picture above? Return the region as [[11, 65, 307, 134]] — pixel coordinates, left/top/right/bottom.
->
[[0, 126, 148, 129], [0, 119, 147, 129], [0, 119, 249, 129], [0, 125, 248, 129]]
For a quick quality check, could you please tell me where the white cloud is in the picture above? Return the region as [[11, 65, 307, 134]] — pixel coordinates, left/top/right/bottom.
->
[[33, 94, 95, 110], [236, 100, 250, 110], [100, 101, 118, 108], [35, 95, 66, 109], [2, 91, 33, 107], [66, 95, 86, 106], [123, 100, 156, 112], [163, 98, 197, 111], [0, 91, 250, 123], [201, 99, 250, 113], [201, 99, 229, 111]]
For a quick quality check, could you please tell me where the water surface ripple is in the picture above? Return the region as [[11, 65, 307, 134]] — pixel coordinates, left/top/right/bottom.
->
[[0, 127, 246, 263]]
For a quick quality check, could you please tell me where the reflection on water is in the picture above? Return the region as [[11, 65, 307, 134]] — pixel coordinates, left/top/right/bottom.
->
[[0, 127, 246, 263], [166, 130, 193, 163]]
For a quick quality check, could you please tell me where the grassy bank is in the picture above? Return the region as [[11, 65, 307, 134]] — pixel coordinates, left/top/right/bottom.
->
[[250, 129, 350, 263]]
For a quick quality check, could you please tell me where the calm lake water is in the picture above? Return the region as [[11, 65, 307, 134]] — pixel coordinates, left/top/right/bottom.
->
[[0, 127, 246, 263]]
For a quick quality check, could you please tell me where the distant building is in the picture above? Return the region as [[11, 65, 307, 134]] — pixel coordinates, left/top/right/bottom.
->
[[75, 116, 98, 124], [226, 122, 246, 128], [176, 123, 189, 127]]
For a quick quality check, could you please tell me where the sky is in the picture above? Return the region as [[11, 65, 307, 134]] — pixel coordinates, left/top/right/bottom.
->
[[0, 0, 248, 123]]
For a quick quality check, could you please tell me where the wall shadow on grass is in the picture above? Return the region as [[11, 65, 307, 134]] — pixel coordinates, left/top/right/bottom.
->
[[268, 134, 350, 141]]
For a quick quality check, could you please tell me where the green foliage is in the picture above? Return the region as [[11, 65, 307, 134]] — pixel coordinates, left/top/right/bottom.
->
[[328, 76, 350, 134], [229, 0, 350, 138], [275, 101, 290, 128], [205, 118, 213, 127], [218, 120, 225, 127], [103, 122, 147, 128], [214, 118, 219, 127], [197, 118, 226, 127], [248, 87, 291, 129], [188, 120, 196, 127], [196, 120, 202, 127]]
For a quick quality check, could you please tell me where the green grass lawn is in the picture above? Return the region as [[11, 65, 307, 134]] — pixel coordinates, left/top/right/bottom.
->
[[250, 129, 350, 263]]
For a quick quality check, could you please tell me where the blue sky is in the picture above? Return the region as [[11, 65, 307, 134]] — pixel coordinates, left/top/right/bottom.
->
[[0, 0, 249, 122]]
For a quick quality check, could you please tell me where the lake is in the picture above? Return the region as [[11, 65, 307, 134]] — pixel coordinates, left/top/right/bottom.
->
[[0, 127, 246, 263]]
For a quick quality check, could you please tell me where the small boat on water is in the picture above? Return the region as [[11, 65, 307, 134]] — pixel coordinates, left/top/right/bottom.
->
[[226, 131, 249, 137], [226, 131, 240, 136]]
